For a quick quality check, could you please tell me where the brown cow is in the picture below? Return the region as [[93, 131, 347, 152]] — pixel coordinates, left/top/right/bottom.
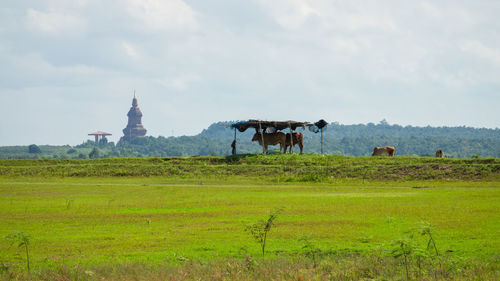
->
[[284, 132, 304, 154], [435, 149, 444, 158], [252, 132, 286, 153], [372, 146, 396, 156]]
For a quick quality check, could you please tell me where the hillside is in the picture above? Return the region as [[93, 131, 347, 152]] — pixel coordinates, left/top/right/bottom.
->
[[1, 121, 499, 158], [200, 121, 500, 157], [200, 120, 500, 140], [1, 155, 498, 181]]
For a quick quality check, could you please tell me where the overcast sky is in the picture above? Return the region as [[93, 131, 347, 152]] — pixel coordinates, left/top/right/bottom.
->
[[1, 0, 499, 145]]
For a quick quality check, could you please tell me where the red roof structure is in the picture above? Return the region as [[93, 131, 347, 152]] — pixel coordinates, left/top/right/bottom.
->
[[88, 131, 112, 143], [88, 131, 112, 136]]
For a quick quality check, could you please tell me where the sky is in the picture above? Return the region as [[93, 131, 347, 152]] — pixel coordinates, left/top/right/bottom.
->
[[0, 0, 499, 146]]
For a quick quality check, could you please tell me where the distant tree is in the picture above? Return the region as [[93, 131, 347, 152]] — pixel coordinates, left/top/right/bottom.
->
[[28, 144, 41, 154], [109, 148, 121, 157], [99, 137, 108, 146], [378, 119, 389, 126], [2, 122, 498, 159], [89, 147, 100, 159], [75, 140, 95, 149]]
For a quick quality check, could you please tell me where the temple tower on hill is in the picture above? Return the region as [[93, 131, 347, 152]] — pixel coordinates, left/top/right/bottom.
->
[[121, 90, 147, 141]]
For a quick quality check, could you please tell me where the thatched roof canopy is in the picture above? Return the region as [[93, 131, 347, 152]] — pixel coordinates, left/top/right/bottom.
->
[[231, 120, 312, 132]]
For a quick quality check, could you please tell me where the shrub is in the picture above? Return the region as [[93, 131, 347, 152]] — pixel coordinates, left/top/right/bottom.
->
[[89, 147, 100, 159], [28, 144, 41, 154]]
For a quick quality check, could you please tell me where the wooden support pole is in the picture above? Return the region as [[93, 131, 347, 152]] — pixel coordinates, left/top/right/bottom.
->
[[321, 128, 324, 155], [233, 128, 237, 155], [259, 122, 266, 154], [289, 123, 294, 154]]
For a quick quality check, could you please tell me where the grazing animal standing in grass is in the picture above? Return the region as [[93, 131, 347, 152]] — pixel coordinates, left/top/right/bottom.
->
[[252, 132, 286, 153], [284, 132, 304, 154], [435, 149, 444, 158], [372, 146, 396, 156]]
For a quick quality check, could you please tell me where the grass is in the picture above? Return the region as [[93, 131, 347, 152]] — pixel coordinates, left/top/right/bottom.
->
[[0, 154, 498, 180], [3, 256, 499, 281], [0, 155, 499, 279]]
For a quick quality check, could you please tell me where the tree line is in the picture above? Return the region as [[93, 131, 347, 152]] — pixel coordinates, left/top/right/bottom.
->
[[0, 121, 498, 159]]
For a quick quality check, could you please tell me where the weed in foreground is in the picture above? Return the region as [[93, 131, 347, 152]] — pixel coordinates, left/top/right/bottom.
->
[[245, 207, 283, 256], [298, 235, 322, 268], [391, 221, 444, 280], [5, 232, 31, 273], [1, 255, 499, 281]]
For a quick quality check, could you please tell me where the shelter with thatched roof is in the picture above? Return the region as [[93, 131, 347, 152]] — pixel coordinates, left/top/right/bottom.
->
[[229, 119, 327, 154]]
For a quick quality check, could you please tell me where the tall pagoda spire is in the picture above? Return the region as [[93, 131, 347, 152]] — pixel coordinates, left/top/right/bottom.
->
[[121, 91, 147, 141]]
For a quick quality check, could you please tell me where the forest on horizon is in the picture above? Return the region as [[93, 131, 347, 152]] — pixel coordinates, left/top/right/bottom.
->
[[1, 121, 499, 159]]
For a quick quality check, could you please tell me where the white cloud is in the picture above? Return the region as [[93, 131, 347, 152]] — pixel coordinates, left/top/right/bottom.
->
[[1, 0, 499, 145], [25, 8, 86, 35], [122, 41, 139, 59], [126, 0, 197, 31], [154, 74, 200, 91], [327, 37, 362, 54], [257, 0, 320, 29], [170, 75, 199, 91], [257, 0, 397, 32], [333, 13, 397, 32], [420, 2, 440, 17], [0, 46, 112, 89], [460, 40, 500, 66]]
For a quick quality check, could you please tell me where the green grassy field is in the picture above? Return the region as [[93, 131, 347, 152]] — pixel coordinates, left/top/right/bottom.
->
[[0, 155, 499, 280]]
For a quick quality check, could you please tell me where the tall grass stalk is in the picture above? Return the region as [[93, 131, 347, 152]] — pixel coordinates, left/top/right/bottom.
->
[[5, 232, 31, 273], [245, 208, 283, 256]]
